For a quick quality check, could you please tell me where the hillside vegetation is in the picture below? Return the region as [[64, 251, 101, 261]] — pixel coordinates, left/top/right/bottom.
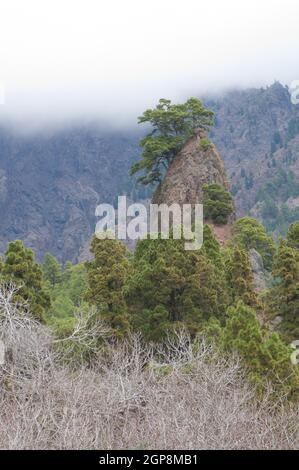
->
[[0, 96, 299, 449], [1, 83, 299, 261], [0, 286, 297, 450]]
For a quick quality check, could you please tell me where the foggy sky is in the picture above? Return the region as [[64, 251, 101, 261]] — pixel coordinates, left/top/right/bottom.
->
[[0, 0, 298, 129]]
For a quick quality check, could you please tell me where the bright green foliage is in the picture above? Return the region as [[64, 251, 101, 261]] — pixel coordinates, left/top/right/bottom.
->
[[226, 246, 257, 307], [199, 137, 211, 151], [42, 252, 62, 286], [201, 224, 223, 269], [125, 235, 228, 341], [131, 97, 214, 185], [201, 225, 231, 302], [49, 296, 75, 320], [202, 183, 234, 225], [0, 240, 50, 320], [232, 217, 276, 270], [85, 237, 131, 338], [286, 221, 299, 249], [221, 302, 263, 372], [61, 262, 88, 306], [44, 261, 88, 325], [271, 240, 299, 340], [221, 301, 299, 400]]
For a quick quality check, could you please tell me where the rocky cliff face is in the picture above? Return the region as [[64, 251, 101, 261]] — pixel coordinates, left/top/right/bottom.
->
[[153, 129, 230, 205], [208, 82, 299, 235], [248, 248, 270, 291], [0, 125, 143, 262]]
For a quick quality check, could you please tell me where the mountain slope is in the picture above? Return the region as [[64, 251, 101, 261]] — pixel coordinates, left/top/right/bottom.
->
[[0, 82, 299, 261], [208, 81, 299, 235], [0, 125, 144, 261]]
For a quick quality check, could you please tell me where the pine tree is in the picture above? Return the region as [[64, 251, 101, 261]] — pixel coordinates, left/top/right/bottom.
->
[[125, 235, 228, 341], [42, 252, 62, 286], [44, 261, 88, 329], [0, 240, 50, 320], [131, 97, 214, 185], [271, 240, 299, 340], [202, 183, 234, 225], [84, 236, 131, 338], [226, 246, 257, 307], [286, 221, 299, 249], [201, 224, 223, 268], [231, 217, 275, 270], [221, 301, 299, 400]]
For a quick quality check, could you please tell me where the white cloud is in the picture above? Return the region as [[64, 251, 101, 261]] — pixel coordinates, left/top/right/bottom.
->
[[0, 0, 298, 127]]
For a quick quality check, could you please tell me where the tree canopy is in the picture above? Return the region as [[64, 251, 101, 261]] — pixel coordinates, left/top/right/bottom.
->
[[130, 97, 214, 185], [125, 234, 228, 341], [202, 183, 234, 225], [42, 252, 62, 286], [286, 221, 299, 249], [231, 217, 276, 270], [84, 237, 131, 338], [0, 240, 50, 320], [271, 240, 299, 340]]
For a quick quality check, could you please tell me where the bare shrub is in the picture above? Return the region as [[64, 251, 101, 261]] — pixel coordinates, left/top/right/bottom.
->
[[52, 306, 112, 365], [0, 284, 54, 387], [0, 285, 298, 450]]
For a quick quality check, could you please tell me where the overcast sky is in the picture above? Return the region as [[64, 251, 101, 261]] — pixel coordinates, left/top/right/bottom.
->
[[0, 0, 298, 128]]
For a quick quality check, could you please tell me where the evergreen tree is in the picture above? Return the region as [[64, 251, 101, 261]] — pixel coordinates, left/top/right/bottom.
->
[[226, 246, 257, 307], [0, 240, 50, 320], [42, 252, 62, 286], [221, 301, 299, 400], [202, 183, 234, 225], [131, 97, 214, 185], [286, 221, 299, 249], [271, 240, 299, 340], [201, 224, 223, 268], [84, 236, 131, 338], [231, 217, 275, 269], [125, 235, 228, 341], [44, 261, 88, 326]]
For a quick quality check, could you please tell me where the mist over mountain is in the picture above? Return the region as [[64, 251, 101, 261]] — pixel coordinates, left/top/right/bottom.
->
[[0, 82, 298, 262]]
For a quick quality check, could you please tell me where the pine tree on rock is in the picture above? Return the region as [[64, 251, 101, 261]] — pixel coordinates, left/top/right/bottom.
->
[[130, 97, 214, 185]]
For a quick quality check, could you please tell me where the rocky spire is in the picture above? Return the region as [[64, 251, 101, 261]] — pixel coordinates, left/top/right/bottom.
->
[[152, 129, 236, 244]]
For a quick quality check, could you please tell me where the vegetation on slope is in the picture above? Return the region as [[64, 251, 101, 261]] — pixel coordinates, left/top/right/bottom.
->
[[0, 287, 298, 449], [130, 97, 214, 185]]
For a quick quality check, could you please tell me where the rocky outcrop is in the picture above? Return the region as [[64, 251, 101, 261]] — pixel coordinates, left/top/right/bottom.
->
[[248, 248, 269, 291], [153, 129, 231, 207], [152, 129, 235, 244]]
